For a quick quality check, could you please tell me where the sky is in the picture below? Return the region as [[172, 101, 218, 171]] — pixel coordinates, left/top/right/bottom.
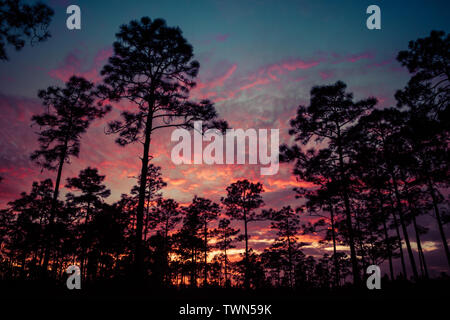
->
[[0, 0, 449, 277]]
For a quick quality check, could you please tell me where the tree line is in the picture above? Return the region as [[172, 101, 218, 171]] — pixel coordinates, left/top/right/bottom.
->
[[0, 14, 448, 289]]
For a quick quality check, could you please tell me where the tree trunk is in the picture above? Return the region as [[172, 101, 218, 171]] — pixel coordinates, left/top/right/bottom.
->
[[336, 139, 360, 286], [143, 191, 151, 242], [391, 174, 419, 281], [377, 190, 394, 281], [224, 244, 228, 288], [162, 219, 170, 285], [382, 211, 394, 281], [42, 145, 67, 274], [390, 201, 407, 279], [427, 179, 450, 270], [355, 210, 366, 271], [400, 171, 429, 279], [411, 212, 429, 279], [135, 109, 154, 279], [329, 204, 340, 287], [287, 232, 293, 288], [204, 221, 208, 286], [243, 208, 250, 290]]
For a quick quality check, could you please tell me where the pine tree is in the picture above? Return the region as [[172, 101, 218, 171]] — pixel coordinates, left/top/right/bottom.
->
[[222, 179, 264, 289], [261, 206, 301, 288], [212, 219, 239, 287], [130, 163, 167, 241], [65, 167, 111, 280], [0, 0, 54, 61], [396, 30, 450, 270], [31, 76, 110, 274], [153, 197, 181, 284], [282, 81, 377, 285], [98, 17, 227, 277]]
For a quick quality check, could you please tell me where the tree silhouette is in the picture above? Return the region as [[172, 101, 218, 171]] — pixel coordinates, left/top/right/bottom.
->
[[282, 81, 377, 285], [399, 171, 430, 279], [396, 30, 450, 270], [177, 196, 219, 287], [176, 202, 204, 287], [98, 17, 227, 277], [212, 219, 239, 287], [0, 0, 54, 61], [344, 127, 398, 280], [189, 196, 220, 286], [66, 167, 111, 216], [396, 30, 449, 123], [153, 197, 181, 284], [348, 108, 420, 280], [130, 163, 167, 241], [261, 247, 284, 287], [235, 249, 266, 289], [402, 114, 450, 270], [65, 167, 110, 280], [262, 206, 301, 288], [31, 76, 110, 274], [295, 180, 345, 286], [2, 179, 62, 278], [222, 179, 264, 289]]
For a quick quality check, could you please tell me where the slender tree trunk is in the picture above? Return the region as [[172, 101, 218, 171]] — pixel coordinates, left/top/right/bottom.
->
[[329, 204, 340, 287], [243, 208, 250, 290], [203, 221, 208, 286], [411, 212, 429, 279], [42, 145, 67, 274], [427, 179, 450, 269], [337, 139, 360, 286], [224, 243, 228, 288], [162, 220, 170, 285], [382, 211, 394, 281], [390, 203, 407, 279], [391, 174, 419, 281], [161, 221, 169, 285], [355, 210, 366, 271], [342, 188, 359, 285], [400, 171, 429, 279], [80, 201, 91, 283], [287, 231, 293, 288], [377, 190, 394, 281], [135, 108, 154, 279], [143, 191, 151, 242], [193, 250, 197, 287]]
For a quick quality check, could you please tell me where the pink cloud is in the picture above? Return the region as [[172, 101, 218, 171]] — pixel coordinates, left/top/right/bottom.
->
[[331, 51, 375, 64], [281, 59, 320, 71], [215, 34, 229, 42], [239, 78, 270, 91], [346, 52, 374, 62], [48, 47, 113, 83], [199, 33, 230, 45], [319, 71, 333, 80], [196, 64, 237, 91], [266, 58, 320, 81]]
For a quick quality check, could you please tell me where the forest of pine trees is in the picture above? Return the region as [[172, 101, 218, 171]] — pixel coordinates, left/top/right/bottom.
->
[[0, 12, 448, 292]]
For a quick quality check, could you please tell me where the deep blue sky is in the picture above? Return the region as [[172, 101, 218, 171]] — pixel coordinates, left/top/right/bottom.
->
[[1, 0, 449, 97]]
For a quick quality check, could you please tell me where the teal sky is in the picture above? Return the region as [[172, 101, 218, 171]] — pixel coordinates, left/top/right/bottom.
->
[[1, 0, 449, 98]]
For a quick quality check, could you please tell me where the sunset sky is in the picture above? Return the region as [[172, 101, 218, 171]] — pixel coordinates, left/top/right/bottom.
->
[[0, 0, 449, 276]]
